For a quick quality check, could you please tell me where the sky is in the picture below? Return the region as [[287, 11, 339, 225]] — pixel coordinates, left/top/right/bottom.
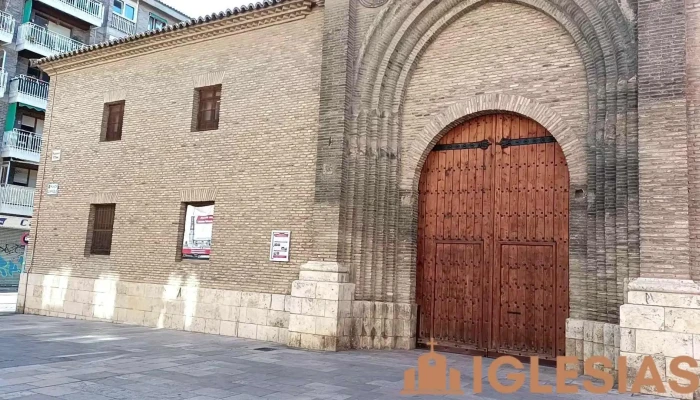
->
[[161, 0, 254, 18]]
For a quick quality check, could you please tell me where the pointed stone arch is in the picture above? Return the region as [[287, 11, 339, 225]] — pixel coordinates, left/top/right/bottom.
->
[[341, 0, 638, 349]]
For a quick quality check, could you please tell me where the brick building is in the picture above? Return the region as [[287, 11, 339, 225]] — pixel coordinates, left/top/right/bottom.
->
[[12, 0, 700, 395], [0, 0, 186, 291]]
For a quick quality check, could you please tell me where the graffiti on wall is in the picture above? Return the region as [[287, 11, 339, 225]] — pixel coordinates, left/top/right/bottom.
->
[[0, 230, 27, 287], [0, 255, 24, 280]]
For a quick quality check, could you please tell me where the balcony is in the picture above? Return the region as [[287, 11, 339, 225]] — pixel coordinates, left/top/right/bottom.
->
[[17, 23, 87, 58], [0, 11, 15, 44], [9, 76, 49, 111], [1, 130, 42, 164], [35, 0, 104, 27], [0, 185, 35, 217], [109, 13, 136, 36]]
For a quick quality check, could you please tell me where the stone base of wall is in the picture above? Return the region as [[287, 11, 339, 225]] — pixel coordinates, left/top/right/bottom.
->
[[620, 277, 700, 399], [350, 300, 416, 350], [19, 270, 419, 352], [18, 272, 291, 345], [286, 262, 416, 351], [565, 318, 620, 375]]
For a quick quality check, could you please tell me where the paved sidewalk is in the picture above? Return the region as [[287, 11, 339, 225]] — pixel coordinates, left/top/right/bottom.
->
[[0, 315, 658, 399]]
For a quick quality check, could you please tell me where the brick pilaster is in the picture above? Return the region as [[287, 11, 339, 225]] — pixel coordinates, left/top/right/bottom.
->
[[686, 0, 700, 280], [637, 0, 691, 278], [309, 0, 356, 262]]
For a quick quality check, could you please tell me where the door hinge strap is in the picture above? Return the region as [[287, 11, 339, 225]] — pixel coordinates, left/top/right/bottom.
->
[[432, 139, 491, 152], [498, 136, 556, 148]]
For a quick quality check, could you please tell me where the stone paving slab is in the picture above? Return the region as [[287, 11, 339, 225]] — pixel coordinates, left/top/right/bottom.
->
[[0, 315, 663, 399]]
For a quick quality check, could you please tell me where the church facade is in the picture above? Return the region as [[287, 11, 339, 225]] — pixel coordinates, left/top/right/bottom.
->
[[15, 0, 700, 394]]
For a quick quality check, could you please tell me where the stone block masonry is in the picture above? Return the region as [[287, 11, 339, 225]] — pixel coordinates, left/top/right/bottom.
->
[[565, 318, 620, 376], [619, 278, 700, 399], [19, 272, 292, 345], [286, 262, 415, 351], [19, 270, 417, 350]]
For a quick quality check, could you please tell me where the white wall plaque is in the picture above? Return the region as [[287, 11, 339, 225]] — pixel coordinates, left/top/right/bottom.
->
[[269, 231, 291, 262], [51, 150, 61, 161], [47, 183, 59, 195]]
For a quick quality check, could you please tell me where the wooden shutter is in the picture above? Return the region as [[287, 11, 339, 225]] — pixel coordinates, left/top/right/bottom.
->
[[197, 86, 221, 131], [105, 102, 124, 141], [90, 204, 115, 255]]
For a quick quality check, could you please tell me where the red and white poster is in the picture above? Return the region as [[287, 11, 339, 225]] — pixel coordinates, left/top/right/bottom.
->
[[269, 231, 291, 262], [182, 204, 214, 259]]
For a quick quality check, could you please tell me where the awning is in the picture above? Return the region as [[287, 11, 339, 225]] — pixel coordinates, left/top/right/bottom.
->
[[18, 103, 44, 112]]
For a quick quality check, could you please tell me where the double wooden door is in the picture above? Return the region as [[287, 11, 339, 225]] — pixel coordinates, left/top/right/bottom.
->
[[416, 113, 569, 360]]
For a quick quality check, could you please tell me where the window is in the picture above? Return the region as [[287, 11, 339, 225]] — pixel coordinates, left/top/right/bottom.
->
[[88, 204, 116, 255], [12, 167, 29, 186], [102, 101, 125, 141], [47, 21, 71, 38], [0, 163, 9, 185], [113, 0, 136, 21], [180, 203, 214, 260], [19, 115, 44, 134], [26, 67, 49, 82], [148, 13, 167, 30], [194, 85, 221, 131], [28, 169, 37, 188]]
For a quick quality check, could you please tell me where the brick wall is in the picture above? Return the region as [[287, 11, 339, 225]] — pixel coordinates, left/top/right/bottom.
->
[[687, 0, 700, 280], [402, 2, 587, 176], [27, 9, 323, 295]]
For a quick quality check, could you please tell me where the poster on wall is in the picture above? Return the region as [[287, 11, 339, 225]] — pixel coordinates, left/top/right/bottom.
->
[[182, 204, 214, 260], [269, 231, 291, 262]]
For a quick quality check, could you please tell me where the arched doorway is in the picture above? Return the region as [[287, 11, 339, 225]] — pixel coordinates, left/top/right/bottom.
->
[[416, 113, 569, 360]]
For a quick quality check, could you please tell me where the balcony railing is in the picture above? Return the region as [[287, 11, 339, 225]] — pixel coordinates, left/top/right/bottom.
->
[[9, 75, 49, 110], [110, 13, 136, 35], [0, 10, 15, 44], [36, 0, 104, 26], [2, 130, 42, 163], [0, 185, 35, 217], [17, 22, 87, 57]]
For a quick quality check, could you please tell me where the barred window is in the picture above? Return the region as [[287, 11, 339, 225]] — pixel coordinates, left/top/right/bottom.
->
[[89, 204, 115, 255]]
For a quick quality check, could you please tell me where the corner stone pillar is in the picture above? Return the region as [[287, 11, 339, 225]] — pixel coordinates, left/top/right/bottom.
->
[[287, 0, 357, 350], [618, 0, 699, 397], [287, 262, 354, 351]]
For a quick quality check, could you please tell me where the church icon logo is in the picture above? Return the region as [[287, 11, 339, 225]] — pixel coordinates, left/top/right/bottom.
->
[[401, 339, 464, 395]]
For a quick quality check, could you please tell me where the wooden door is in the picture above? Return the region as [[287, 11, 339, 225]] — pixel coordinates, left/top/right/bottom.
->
[[416, 113, 569, 360]]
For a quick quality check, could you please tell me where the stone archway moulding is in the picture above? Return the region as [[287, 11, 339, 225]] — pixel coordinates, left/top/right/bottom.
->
[[401, 93, 587, 195], [340, 0, 638, 329]]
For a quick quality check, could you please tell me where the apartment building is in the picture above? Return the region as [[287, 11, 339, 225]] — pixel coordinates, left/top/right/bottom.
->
[[0, 0, 187, 291]]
